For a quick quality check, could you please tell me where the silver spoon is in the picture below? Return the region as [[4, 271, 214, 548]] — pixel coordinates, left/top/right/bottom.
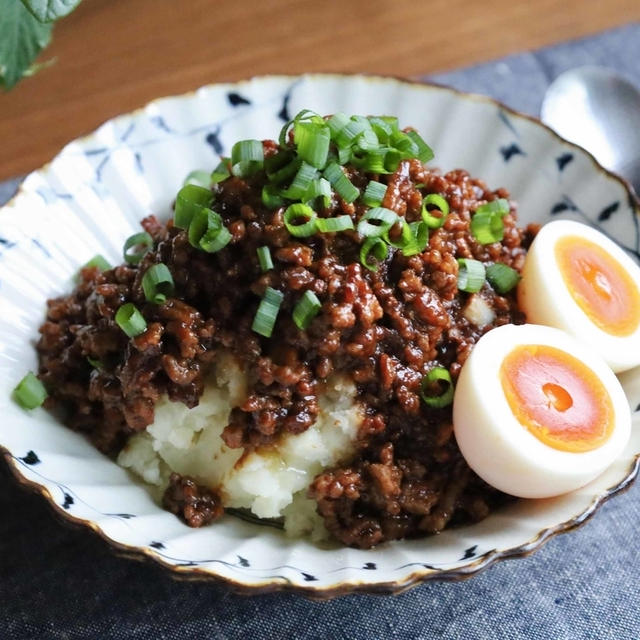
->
[[541, 66, 640, 197]]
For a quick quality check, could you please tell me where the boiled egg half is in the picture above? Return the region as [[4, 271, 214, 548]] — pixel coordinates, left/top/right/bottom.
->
[[518, 219, 640, 372], [453, 323, 630, 498]]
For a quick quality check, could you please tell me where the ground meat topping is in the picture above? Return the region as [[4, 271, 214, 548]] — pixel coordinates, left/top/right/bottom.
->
[[37, 130, 529, 548], [162, 473, 224, 527]]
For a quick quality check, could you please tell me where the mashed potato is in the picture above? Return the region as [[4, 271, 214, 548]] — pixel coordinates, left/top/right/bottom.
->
[[117, 352, 361, 537]]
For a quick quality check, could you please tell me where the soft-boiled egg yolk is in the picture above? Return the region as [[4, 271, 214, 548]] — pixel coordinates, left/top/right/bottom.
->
[[500, 344, 614, 453], [453, 324, 630, 499], [518, 219, 640, 372], [555, 235, 640, 337]]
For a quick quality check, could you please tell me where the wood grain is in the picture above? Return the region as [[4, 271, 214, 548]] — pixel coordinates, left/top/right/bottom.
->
[[1, 0, 638, 180]]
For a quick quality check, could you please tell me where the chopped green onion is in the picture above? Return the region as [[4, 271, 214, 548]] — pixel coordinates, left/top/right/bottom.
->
[[420, 367, 454, 408], [328, 112, 350, 139], [368, 116, 395, 142], [363, 180, 388, 207], [471, 199, 510, 244], [405, 130, 434, 163], [252, 287, 284, 338], [486, 263, 521, 293], [476, 198, 510, 216], [76, 254, 111, 281], [323, 163, 359, 203], [264, 149, 295, 179], [174, 184, 212, 229], [211, 158, 231, 184], [293, 290, 322, 329], [188, 207, 222, 248], [352, 148, 388, 174], [257, 246, 273, 272], [142, 263, 175, 304], [294, 121, 330, 169], [457, 258, 486, 293], [123, 232, 153, 265], [421, 194, 450, 229], [335, 119, 367, 149], [305, 177, 332, 209], [390, 130, 419, 157], [183, 170, 211, 188], [262, 184, 286, 209], [200, 225, 232, 253], [384, 219, 414, 249], [357, 207, 398, 237], [230, 139, 264, 177], [279, 109, 320, 147], [13, 372, 47, 410], [82, 254, 111, 272], [360, 237, 388, 272], [337, 146, 352, 165], [283, 203, 318, 237], [403, 221, 430, 256], [383, 148, 403, 173], [316, 215, 355, 233], [281, 161, 318, 200], [186, 206, 231, 253], [115, 303, 147, 338], [268, 155, 302, 185], [355, 128, 379, 152]]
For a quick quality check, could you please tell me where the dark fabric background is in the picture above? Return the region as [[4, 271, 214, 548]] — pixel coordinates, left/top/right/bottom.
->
[[2, 22, 640, 640]]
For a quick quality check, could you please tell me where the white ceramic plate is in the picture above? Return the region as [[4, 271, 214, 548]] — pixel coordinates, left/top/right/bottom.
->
[[1, 74, 639, 597]]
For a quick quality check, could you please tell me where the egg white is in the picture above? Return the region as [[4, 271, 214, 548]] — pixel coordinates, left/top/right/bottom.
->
[[518, 219, 640, 372], [452, 323, 631, 498]]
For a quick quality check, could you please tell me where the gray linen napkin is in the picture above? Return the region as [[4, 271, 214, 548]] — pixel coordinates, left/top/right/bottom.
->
[[2, 22, 639, 640]]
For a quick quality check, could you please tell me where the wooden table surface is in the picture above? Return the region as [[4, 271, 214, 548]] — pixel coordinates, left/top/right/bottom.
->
[[1, 0, 639, 181]]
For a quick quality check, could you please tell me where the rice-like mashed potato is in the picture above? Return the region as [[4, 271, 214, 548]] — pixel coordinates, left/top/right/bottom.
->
[[118, 352, 361, 537]]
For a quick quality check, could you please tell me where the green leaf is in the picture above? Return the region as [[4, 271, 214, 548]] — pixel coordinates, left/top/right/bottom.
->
[[20, 0, 82, 22], [0, 0, 52, 90]]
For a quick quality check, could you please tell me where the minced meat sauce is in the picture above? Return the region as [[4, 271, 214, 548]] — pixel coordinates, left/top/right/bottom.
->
[[37, 139, 534, 548]]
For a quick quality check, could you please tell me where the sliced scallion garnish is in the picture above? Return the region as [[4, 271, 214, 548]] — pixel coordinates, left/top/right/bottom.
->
[[328, 112, 350, 139], [405, 130, 434, 163], [402, 221, 429, 256], [252, 287, 284, 338], [211, 158, 231, 184], [281, 161, 318, 200], [142, 263, 175, 304], [360, 237, 388, 272], [316, 215, 354, 233], [421, 194, 450, 229], [457, 258, 486, 293], [262, 184, 285, 210], [183, 170, 212, 189], [420, 367, 454, 408], [486, 263, 521, 293], [188, 207, 222, 248], [294, 121, 330, 169], [230, 139, 264, 177], [357, 207, 398, 238], [257, 246, 273, 272], [363, 180, 388, 208], [323, 162, 359, 204], [367, 116, 394, 142], [76, 254, 111, 281], [283, 203, 318, 237], [471, 199, 510, 245], [335, 120, 368, 149], [200, 225, 232, 253], [293, 290, 322, 329], [174, 184, 212, 229], [13, 372, 47, 410], [123, 232, 153, 265], [305, 177, 332, 209], [115, 303, 147, 338]]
